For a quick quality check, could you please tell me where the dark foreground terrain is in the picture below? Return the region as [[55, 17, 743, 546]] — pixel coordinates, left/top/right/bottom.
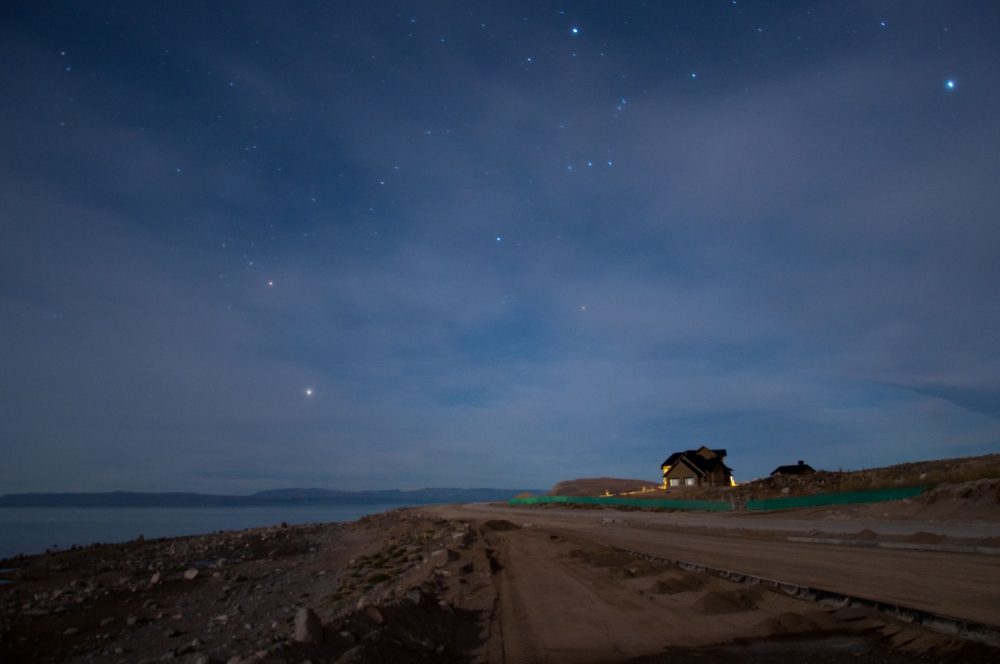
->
[[2, 506, 998, 663]]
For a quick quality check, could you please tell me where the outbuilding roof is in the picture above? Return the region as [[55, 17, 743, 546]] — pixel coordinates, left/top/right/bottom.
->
[[771, 460, 815, 476]]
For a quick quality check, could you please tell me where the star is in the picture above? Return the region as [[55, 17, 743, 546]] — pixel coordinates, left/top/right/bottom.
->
[[571, 28, 579, 34], [946, 80, 955, 89], [305, 388, 313, 396]]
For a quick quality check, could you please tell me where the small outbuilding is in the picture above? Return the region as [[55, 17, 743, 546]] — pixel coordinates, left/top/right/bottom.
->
[[771, 460, 815, 476], [660, 447, 733, 488]]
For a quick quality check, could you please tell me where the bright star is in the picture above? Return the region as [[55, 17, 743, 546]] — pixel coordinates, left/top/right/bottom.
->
[[268, 281, 273, 286], [946, 80, 955, 89], [496, 236, 501, 242], [571, 27, 578, 34], [305, 388, 313, 396]]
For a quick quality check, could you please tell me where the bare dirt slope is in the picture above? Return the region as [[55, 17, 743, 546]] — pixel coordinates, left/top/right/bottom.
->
[[549, 478, 660, 497], [566, 453, 1000, 506]]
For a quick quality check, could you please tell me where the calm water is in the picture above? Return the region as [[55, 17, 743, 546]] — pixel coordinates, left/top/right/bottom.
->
[[0, 504, 414, 559]]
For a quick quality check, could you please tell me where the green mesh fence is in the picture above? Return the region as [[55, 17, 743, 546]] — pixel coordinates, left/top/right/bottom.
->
[[746, 486, 927, 511], [510, 485, 928, 512], [509, 495, 733, 511]]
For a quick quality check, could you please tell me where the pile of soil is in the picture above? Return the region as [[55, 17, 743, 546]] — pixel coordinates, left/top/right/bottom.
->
[[651, 574, 707, 595], [691, 590, 756, 615]]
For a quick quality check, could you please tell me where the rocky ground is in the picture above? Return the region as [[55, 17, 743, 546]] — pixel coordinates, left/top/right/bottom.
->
[[0, 509, 502, 664]]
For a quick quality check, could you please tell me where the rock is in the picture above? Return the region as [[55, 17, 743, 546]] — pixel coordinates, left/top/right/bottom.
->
[[166, 628, 181, 637], [405, 588, 425, 605], [184, 568, 199, 580], [63, 627, 79, 635], [780, 487, 790, 494], [293, 607, 322, 644], [100, 617, 115, 626], [150, 572, 161, 584], [194, 656, 210, 664], [226, 657, 242, 664], [127, 616, 139, 626], [365, 607, 385, 625], [334, 646, 365, 664], [340, 630, 356, 643]]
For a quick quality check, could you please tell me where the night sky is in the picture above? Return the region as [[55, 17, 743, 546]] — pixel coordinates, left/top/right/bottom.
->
[[2, 2, 999, 495]]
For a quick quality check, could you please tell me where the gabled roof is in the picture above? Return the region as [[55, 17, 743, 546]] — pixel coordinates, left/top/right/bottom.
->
[[661, 447, 727, 468], [771, 461, 815, 476], [661, 449, 732, 476]]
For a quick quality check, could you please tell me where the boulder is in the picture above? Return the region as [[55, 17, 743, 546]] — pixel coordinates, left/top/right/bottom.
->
[[293, 607, 323, 644]]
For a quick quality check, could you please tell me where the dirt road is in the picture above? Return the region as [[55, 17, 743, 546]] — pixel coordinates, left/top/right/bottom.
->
[[451, 502, 1000, 539], [430, 503, 1000, 628]]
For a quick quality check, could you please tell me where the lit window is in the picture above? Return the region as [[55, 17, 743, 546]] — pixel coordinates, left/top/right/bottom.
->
[[684, 477, 695, 486], [669, 478, 680, 487]]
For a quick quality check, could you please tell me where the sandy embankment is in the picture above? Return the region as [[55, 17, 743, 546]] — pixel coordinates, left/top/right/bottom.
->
[[2, 504, 1000, 664]]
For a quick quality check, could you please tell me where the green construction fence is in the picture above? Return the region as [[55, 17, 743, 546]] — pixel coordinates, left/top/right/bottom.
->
[[745, 485, 927, 511], [510, 485, 928, 512], [509, 495, 732, 511]]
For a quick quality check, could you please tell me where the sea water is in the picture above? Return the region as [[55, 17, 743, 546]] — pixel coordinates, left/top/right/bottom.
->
[[0, 504, 414, 559]]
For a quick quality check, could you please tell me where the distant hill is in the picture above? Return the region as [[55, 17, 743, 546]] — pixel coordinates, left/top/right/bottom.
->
[[0, 487, 544, 508]]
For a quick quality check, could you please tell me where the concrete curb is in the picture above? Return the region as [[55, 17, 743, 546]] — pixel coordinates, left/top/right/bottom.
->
[[786, 536, 1000, 555]]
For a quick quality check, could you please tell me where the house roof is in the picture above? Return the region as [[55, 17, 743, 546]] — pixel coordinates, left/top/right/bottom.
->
[[661, 447, 727, 468], [771, 461, 815, 476], [661, 448, 732, 476]]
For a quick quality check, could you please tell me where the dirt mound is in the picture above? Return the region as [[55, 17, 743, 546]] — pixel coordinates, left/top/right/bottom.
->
[[853, 529, 878, 541], [481, 520, 521, 532], [691, 590, 756, 615], [568, 546, 636, 568], [651, 573, 708, 595], [755, 612, 821, 636], [550, 477, 660, 496]]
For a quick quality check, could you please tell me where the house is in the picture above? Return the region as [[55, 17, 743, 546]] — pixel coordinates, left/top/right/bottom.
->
[[771, 460, 815, 476], [660, 447, 733, 488]]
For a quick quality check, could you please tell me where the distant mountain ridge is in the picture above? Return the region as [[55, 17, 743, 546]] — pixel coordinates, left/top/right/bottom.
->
[[0, 487, 542, 507]]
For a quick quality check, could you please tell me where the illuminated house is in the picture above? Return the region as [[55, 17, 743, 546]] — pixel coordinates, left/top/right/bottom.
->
[[660, 447, 733, 488]]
